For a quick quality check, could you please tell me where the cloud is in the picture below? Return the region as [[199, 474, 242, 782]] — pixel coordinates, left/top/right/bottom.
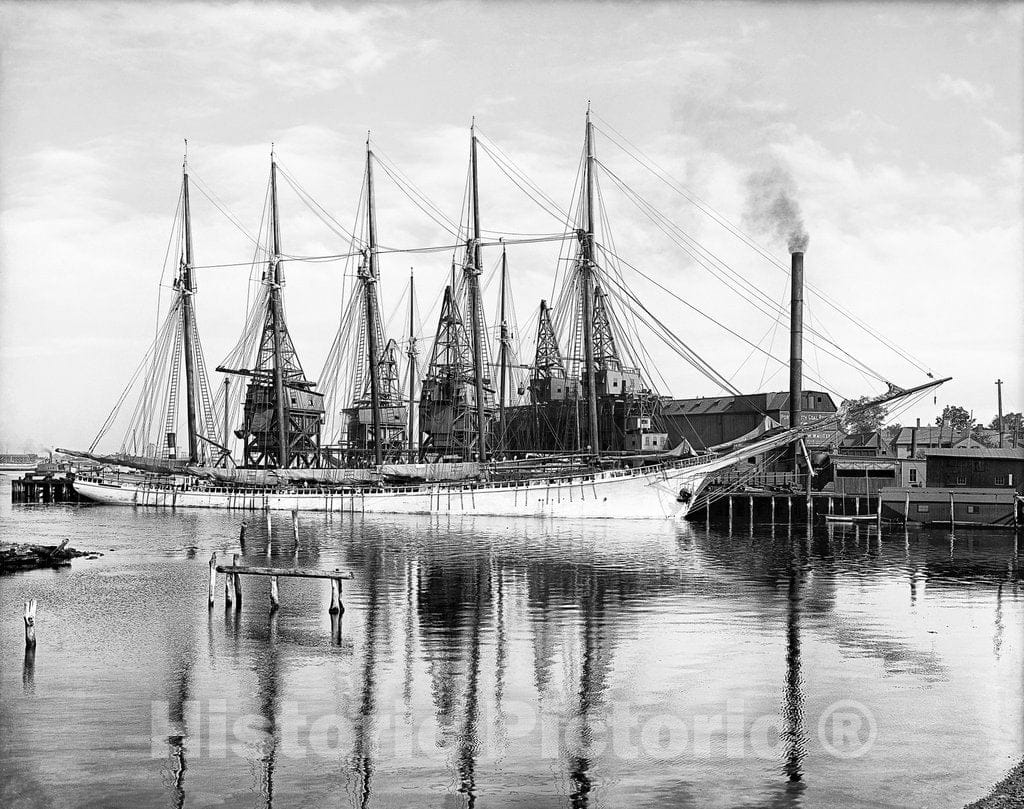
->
[[1, 2, 420, 110], [0, 2, 1021, 448], [925, 73, 994, 104]]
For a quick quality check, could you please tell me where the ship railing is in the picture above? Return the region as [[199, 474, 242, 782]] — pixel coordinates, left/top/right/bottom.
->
[[78, 451, 724, 496]]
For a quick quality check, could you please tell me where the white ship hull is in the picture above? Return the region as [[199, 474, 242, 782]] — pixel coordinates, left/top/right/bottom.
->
[[73, 455, 741, 520]]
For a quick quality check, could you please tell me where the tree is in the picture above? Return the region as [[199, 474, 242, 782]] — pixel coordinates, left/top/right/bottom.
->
[[842, 396, 888, 434], [882, 422, 902, 444], [989, 412, 1023, 434], [936, 405, 972, 433]]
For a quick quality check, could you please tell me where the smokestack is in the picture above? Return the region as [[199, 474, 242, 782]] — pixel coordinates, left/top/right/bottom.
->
[[789, 251, 804, 433]]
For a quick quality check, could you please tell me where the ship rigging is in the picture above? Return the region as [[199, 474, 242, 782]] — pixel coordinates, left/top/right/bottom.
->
[[68, 108, 948, 518]]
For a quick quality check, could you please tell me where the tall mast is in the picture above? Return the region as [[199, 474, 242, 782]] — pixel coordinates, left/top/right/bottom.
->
[[269, 147, 289, 467], [468, 121, 488, 462], [497, 244, 509, 458], [365, 137, 384, 466], [581, 107, 601, 458], [180, 143, 200, 464], [406, 269, 418, 459]]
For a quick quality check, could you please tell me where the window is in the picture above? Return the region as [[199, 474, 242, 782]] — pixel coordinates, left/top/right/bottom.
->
[[995, 475, 1007, 486], [967, 505, 980, 514], [916, 504, 930, 513], [909, 468, 918, 483], [956, 476, 967, 486]]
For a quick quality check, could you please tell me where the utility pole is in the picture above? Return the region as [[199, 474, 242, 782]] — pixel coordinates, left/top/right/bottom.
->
[[581, 106, 601, 459], [365, 138, 383, 466], [180, 146, 200, 465], [467, 121, 488, 463], [996, 379, 1004, 449], [269, 148, 289, 468]]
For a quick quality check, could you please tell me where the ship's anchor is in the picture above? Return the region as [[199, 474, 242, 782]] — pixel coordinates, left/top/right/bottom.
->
[[676, 488, 692, 504]]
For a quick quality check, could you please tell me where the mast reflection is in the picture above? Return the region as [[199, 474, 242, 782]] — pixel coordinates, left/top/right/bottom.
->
[[351, 544, 385, 809]]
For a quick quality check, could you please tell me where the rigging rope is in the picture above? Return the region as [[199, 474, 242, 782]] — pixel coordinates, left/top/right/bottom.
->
[[591, 113, 935, 377]]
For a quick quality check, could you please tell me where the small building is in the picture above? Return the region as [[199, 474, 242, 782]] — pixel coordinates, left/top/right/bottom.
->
[[923, 448, 1024, 493], [839, 431, 891, 457], [658, 390, 839, 452], [891, 425, 976, 458], [951, 429, 1002, 449], [825, 456, 897, 496], [896, 458, 926, 488]]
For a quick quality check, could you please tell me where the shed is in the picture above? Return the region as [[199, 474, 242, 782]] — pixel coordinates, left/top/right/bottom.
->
[[923, 448, 1024, 493]]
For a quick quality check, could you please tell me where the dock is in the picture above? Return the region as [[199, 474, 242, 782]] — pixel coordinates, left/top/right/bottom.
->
[[688, 490, 882, 525], [11, 472, 82, 504]]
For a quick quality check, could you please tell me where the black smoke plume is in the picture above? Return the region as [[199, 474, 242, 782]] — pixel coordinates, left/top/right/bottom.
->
[[744, 165, 809, 253]]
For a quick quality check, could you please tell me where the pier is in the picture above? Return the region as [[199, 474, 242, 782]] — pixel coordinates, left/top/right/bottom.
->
[[689, 490, 882, 525], [10, 472, 82, 504]]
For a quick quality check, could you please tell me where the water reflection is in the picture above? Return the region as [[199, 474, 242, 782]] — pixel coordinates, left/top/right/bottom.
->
[[22, 644, 35, 695], [350, 545, 384, 809], [163, 617, 195, 809], [1, 482, 1022, 808]]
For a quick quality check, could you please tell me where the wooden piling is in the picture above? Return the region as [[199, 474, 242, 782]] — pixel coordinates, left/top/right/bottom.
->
[[771, 496, 776, 525], [828, 497, 834, 515], [787, 496, 792, 523], [232, 553, 242, 607], [208, 552, 217, 609], [239, 524, 246, 550], [269, 576, 280, 610], [876, 495, 882, 531], [904, 491, 911, 523], [292, 510, 299, 546], [266, 508, 272, 556], [224, 557, 233, 607], [855, 497, 860, 515], [949, 492, 956, 533], [24, 599, 36, 647], [329, 578, 340, 614], [728, 495, 734, 522], [749, 495, 754, 525]]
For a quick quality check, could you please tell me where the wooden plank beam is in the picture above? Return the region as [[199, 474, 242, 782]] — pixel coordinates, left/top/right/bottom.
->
[[215, 564, 354, 580]]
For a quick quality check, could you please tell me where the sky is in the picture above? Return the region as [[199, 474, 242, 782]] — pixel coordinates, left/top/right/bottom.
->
[[0, 1, 1021, 453]]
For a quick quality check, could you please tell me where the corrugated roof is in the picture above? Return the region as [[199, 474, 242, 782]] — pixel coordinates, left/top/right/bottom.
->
[[923, 447, 1024, 460], [662, 390, 836, 416]]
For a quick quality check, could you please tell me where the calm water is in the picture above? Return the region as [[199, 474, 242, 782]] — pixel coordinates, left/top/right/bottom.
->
[[1, 474, 1021, 809]]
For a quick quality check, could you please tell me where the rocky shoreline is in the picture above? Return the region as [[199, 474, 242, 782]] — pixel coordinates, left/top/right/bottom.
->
[[0, 540, 98, 573], [966, 760, 1024, 809]]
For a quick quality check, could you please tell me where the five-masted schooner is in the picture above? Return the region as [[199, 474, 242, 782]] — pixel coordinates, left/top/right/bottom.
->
[[69, 111, 947, 518]]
